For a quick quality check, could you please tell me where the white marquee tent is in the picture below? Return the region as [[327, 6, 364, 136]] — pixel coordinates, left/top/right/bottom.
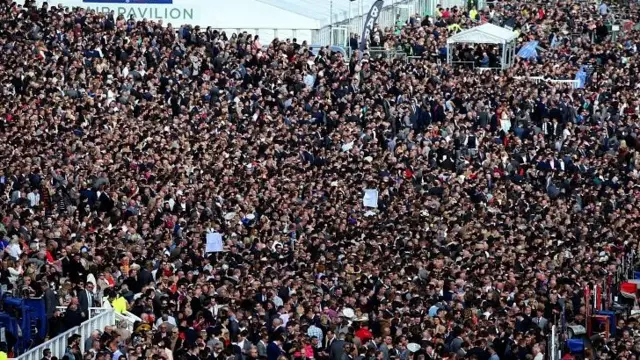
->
[[446, 23, 517, 70]]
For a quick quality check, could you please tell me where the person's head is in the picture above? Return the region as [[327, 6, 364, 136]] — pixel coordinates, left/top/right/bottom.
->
[[68, 335, 80, 347], [248, 346, 258, 358], [384, 335, 393, 345]]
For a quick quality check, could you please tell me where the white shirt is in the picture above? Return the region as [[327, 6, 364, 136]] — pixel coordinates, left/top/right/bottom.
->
[[102, 297, 113, 308], [208, 304, 221, 317], [85, 289, 93, 307], [7, 243, 22, 259], [280, 313, 290, 327], [27, 192, 40, 207], [599, 3, 608, 14]]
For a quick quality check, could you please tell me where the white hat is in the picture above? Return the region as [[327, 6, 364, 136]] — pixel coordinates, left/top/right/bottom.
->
[[407, 343, 421, 353], [341, 308, 355, 319], [245, 213, 256, 220]]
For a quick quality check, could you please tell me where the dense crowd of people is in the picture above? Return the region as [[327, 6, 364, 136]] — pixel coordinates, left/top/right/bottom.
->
[[1, 0, 640, 359]]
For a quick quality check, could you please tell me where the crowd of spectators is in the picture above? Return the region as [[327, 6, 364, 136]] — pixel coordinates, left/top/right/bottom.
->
[[2, 0, 640, 359]]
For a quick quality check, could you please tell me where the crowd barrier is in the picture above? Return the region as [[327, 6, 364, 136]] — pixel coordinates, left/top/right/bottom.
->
[[548, 250, 636, 359], [513, 76, 581, 89], [55, 306, 140, 332], [15, 309, 115, 360], [548, 325, 562, 360], [316, 0, 466, 47]]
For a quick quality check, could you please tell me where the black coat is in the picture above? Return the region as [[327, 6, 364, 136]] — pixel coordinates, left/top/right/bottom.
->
[[138, 269, 154, 287], [63, 308, 83, 330], [67, 259, 86, 284]]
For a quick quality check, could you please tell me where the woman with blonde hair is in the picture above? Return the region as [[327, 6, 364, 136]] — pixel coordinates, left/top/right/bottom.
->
[[6, 258, 23, 285]]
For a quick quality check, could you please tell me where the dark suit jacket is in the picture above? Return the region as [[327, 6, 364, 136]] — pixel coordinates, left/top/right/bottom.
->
[[233, 341, 253, 360], [44, 288, 59, 318], [257, 341, 267, 358], [255, 293, 268, 304], [77, 289, 92, 317], [67, 260, 86, 284], [329, 339, 346, 360], [63, 308, 83, 330], [228, 318, 240, 342], [266, 342, 283, 360], [138, 269, 154, 287]]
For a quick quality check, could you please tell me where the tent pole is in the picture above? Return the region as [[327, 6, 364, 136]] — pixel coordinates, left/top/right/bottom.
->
[[330, 0, 334, 46], [505, 43, 510, 69], [348, 1, 352, 38]]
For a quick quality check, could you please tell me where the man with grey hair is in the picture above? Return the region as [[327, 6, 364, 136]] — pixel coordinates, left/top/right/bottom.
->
[[84, 330, 101, 353]]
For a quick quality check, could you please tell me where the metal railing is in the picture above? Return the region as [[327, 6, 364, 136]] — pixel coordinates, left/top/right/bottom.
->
[[55, 306, 140, 332], [316, 0, 467, 47], [513, 76, 581, 89], [115, 312, 143, 332], [366, 46, 407, 60], [15, 309, 115, 360], [204, 28, 316, 46], [547, 80, 582, 88], [548, 325, 562, 360]]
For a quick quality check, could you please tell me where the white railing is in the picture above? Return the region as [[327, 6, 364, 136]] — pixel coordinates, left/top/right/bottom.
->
[[77, 310, 116, 353], [316, 0, 466, 47], [547, 80, 582, 89], [208, 28, 316, 46], [514, 76, 581, 89], [55, 306, 139, 332], [55, 306, 106, 317], [13, 327, 77, 360], [549, 325, 562, 360], [15, 310, 115, 360], [115, 312, 143, 332]]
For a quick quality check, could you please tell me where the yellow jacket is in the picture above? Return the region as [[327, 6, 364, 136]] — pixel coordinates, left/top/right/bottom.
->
[[112, 296, 128, 314], [448, 23, 462, 33]]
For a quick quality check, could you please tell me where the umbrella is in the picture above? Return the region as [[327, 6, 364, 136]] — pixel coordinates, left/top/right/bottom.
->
[[517, 40, 539, 60]]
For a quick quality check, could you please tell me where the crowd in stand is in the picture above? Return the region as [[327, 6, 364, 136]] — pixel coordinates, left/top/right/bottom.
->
[[2, 0, 640, 359]]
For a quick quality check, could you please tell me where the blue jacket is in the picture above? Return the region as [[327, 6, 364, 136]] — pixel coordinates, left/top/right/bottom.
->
[[267, 342, 283, 360]]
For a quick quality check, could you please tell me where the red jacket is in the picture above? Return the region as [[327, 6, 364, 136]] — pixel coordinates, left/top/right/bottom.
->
[[355, 327, 373, 343]]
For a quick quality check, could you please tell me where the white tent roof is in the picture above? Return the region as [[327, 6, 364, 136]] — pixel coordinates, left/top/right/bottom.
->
[[446, 23, 517, 45]]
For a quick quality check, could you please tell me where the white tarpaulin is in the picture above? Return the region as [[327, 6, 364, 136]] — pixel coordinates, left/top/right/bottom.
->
[[446, 23, 517, 45]]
